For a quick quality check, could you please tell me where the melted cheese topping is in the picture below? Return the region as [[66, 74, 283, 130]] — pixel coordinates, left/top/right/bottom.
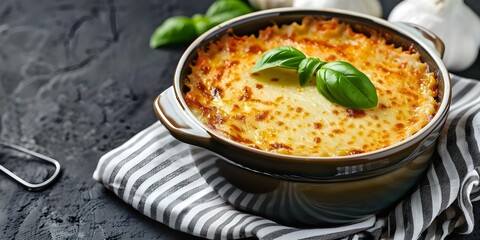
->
[[184, 17, 438, 156]]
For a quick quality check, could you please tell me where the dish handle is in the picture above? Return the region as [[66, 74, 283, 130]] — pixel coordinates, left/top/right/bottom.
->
[[154, 86, 211, 147], [392, 22, 445, 58]]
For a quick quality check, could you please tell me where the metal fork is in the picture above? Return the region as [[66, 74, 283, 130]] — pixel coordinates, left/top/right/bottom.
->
[[0, 141, 61, 191]]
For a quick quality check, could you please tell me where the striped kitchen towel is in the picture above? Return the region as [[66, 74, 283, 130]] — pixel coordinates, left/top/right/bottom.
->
[[93, 74, 480, 240]]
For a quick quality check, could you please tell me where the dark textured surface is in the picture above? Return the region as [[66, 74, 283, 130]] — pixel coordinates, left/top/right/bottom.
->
[[0, 0, 479, 239]]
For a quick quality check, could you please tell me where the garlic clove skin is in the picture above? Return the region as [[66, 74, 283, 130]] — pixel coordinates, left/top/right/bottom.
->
[[388, 0, 480, 71], [292, 0, 382, 18], [248, 0, 293, 10]]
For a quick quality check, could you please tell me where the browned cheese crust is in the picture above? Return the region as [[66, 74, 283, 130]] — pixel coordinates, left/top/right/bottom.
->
[[184, 17, 438, 156]]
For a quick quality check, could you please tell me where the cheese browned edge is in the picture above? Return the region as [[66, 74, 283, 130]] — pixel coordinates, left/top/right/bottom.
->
[[183, 17, 439, 157]]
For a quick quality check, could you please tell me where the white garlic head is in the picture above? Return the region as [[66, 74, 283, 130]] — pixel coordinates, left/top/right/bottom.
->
[[388, 0, 480, 71]]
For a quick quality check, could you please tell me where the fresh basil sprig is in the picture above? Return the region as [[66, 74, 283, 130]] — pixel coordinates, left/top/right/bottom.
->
[[150, 0, 251, 48], [251, 46, 378, 109]]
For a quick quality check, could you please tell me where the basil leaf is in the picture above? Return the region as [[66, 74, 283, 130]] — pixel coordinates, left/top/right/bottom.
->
[[206, 0, 252, 26], [298, 57, 323, 86], [192, 14, 212, 35], [316, 71, 339, 103], [149, 16, 197, 48], [318, 61, 378, 109], [251, 46, 306, 73]]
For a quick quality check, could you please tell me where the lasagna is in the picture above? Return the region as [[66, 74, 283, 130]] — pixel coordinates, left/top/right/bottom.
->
[[183, 17, 438, 156]]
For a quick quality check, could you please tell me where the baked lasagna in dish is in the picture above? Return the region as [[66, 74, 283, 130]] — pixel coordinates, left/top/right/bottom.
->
[[183, 17, 438, 156]]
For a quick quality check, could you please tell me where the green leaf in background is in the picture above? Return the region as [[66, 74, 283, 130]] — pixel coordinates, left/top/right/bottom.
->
[[251, 46, 306, 73], [206, 0, 252, 26], [192, 14, 212, 35], [317, 61, 378, 109], [298, 57, 323, 86], [150, 16, 197, 48], [150, 0, 252, 48]]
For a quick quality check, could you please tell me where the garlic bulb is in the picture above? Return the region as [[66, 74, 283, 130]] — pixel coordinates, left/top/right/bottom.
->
[[248, 0, 293, 10], [292, 0, 382, 18], [388, 0, 480, 71]]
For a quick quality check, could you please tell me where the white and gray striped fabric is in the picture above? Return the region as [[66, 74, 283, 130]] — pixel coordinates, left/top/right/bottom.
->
[[93, 74, 480, 240]]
